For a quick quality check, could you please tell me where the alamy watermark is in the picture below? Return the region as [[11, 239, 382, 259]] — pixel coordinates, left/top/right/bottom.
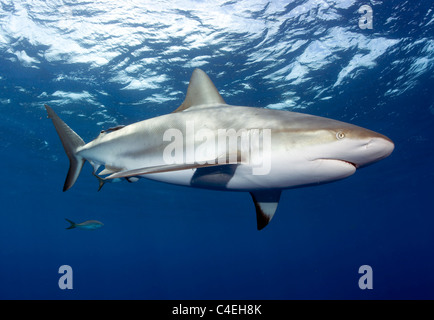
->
[[162, 121, 272, 175], [358, 265, 373, 290], [358, 5, 373, 29], [58, 265, 73, 290], [57, 264, 373, 292]]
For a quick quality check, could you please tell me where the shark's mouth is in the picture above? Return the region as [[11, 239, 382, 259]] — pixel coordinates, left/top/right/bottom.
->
[[338, 160, 358, 169], [315, 158, 358, 169]]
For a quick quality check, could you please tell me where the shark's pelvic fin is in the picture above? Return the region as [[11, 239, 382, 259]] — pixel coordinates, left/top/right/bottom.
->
[[173, 68, 226, 113], [99, 165, 122, 176], [45, 105, 85, 191], [250, 190, 282, 230]]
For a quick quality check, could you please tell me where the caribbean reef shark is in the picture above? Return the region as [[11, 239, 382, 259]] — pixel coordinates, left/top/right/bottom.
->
[[45, 68, 394, 230]]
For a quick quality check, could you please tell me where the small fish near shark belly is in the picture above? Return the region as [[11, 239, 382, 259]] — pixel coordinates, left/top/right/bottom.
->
[[65, 219, 104, 230]]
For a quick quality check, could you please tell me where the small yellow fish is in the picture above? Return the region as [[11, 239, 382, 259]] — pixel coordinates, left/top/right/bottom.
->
[[65, 218, 104, 230]]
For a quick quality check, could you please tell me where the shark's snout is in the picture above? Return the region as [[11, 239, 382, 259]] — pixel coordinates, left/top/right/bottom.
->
[[368, 136, 394, 152], [354, 135, 394, 168]]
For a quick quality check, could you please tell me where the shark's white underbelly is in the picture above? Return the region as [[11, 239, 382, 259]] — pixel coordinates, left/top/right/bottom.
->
[[140, 156, 356, 191]]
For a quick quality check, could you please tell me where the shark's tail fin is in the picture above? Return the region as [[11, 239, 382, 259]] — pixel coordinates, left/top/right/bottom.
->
[[45, 104, 86, 191], [65, 218, 76, 230]]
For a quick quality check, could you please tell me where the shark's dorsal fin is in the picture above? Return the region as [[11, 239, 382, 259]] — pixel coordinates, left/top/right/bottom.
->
[[250, 190, 282, 230], [173, 68, 226, 113]]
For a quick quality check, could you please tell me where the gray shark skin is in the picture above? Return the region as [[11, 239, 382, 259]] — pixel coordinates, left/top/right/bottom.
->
[[46, 69, 394, 230]]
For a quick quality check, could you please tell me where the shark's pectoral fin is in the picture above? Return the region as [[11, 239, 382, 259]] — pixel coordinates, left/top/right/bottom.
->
[[250, 190, 282, 230], [104, 161, 237, 180]]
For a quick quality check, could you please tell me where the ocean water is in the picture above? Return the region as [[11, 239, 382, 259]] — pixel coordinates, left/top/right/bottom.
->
[[0, 0, 433, 300]]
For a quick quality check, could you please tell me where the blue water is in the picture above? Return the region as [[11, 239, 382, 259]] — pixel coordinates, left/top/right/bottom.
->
[[0, 0, 433, 299]]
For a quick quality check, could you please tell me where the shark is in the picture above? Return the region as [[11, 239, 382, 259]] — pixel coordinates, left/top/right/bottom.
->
[[45, 68, 394, 230]]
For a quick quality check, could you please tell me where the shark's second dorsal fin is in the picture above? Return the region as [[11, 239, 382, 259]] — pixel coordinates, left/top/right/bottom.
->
[[173, 68, 226, 113]]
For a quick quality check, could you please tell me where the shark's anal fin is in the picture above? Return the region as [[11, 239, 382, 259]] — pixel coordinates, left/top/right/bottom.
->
[[92, 172, 105, 192], [250, 190, 282, 230]]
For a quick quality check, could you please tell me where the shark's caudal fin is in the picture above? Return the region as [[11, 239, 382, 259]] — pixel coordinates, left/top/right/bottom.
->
[[65, 218, 76, 230], [45, 105, 85, 191], [250, 190, 282, 230]]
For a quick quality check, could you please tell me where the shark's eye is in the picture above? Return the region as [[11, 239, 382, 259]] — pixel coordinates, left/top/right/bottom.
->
[[336, 131, 346, 140]]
